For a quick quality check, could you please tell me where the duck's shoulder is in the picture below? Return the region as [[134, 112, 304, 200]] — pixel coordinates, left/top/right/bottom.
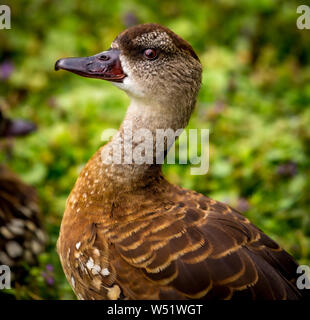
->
[[58, 182, 302, 300]]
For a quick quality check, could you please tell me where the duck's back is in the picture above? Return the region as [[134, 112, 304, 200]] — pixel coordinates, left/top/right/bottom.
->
[[58, 177, 304, 300], [0, 165, 46, 279]]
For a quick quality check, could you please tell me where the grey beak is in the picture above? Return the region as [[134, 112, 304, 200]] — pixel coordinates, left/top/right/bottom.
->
[[55, 49, 126, 82]]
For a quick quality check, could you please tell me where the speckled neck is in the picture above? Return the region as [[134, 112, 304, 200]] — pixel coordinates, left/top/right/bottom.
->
[[67, 79, 200, 211], [99, 96, 195, 187]]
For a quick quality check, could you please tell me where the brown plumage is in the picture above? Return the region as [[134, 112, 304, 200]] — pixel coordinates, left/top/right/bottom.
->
[[56, 23, 304, 300], [0, 166, 45, 270], [0, 113, 46, 284]]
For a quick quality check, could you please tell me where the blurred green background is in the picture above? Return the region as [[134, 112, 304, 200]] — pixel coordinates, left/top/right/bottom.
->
[[0, 0, 309, 299]]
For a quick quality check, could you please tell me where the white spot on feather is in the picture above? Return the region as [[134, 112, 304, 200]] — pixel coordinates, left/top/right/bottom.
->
[[93, 264, 101, 272], [101, 268, 110, 276], [10, 219, 24, 228], [93, 248, 100, 256], [86, 257, 94, 270], [71, 276, 75, 288], [6, 241, 23, 258], [0, 226, 14, 239], [31, 240, 43, 254], [75, 242, 81, 250], [7, 224, 24, 236], [77, 294, 84, 300], [91, 265, 101, 275]]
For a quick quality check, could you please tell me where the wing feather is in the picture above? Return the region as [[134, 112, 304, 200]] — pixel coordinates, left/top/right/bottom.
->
[[59, 187, 303, 300]]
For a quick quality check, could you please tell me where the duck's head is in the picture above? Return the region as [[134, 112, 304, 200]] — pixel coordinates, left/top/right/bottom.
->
[[0, 110, 37, 138], [55, 24, 202, 103]]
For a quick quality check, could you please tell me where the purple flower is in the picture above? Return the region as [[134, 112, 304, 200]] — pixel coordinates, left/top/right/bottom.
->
[[42, 264, 55, 286], [236, 198, 250, 213], [122, 12, 139, 28], [276, 161, 298, 177], [46, 264, 54, 272], [46, 276, 55, 286], [0, 60, 14, 80]]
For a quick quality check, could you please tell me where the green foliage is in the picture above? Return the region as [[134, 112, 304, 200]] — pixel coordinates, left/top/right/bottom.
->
[[0, 0, 309, 299]]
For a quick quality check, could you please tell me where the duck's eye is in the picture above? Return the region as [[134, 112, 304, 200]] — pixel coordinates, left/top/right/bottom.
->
[[143, 49, 158, 60]]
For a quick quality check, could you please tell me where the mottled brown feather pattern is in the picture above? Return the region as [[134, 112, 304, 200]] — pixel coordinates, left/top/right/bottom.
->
[[58, 150, 302, 300], [57, 24, 304, 300], [0, 165, 46, 279], [0, 114, 45, 290]]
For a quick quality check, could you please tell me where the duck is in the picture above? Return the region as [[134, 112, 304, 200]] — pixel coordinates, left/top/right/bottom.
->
[[55, 23, 305, 300], [0, 111, 46, 288], [0, 110, 37, 139]]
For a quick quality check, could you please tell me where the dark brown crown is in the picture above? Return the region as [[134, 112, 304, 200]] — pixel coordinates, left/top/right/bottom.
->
[[114, 23, 199, 61]]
